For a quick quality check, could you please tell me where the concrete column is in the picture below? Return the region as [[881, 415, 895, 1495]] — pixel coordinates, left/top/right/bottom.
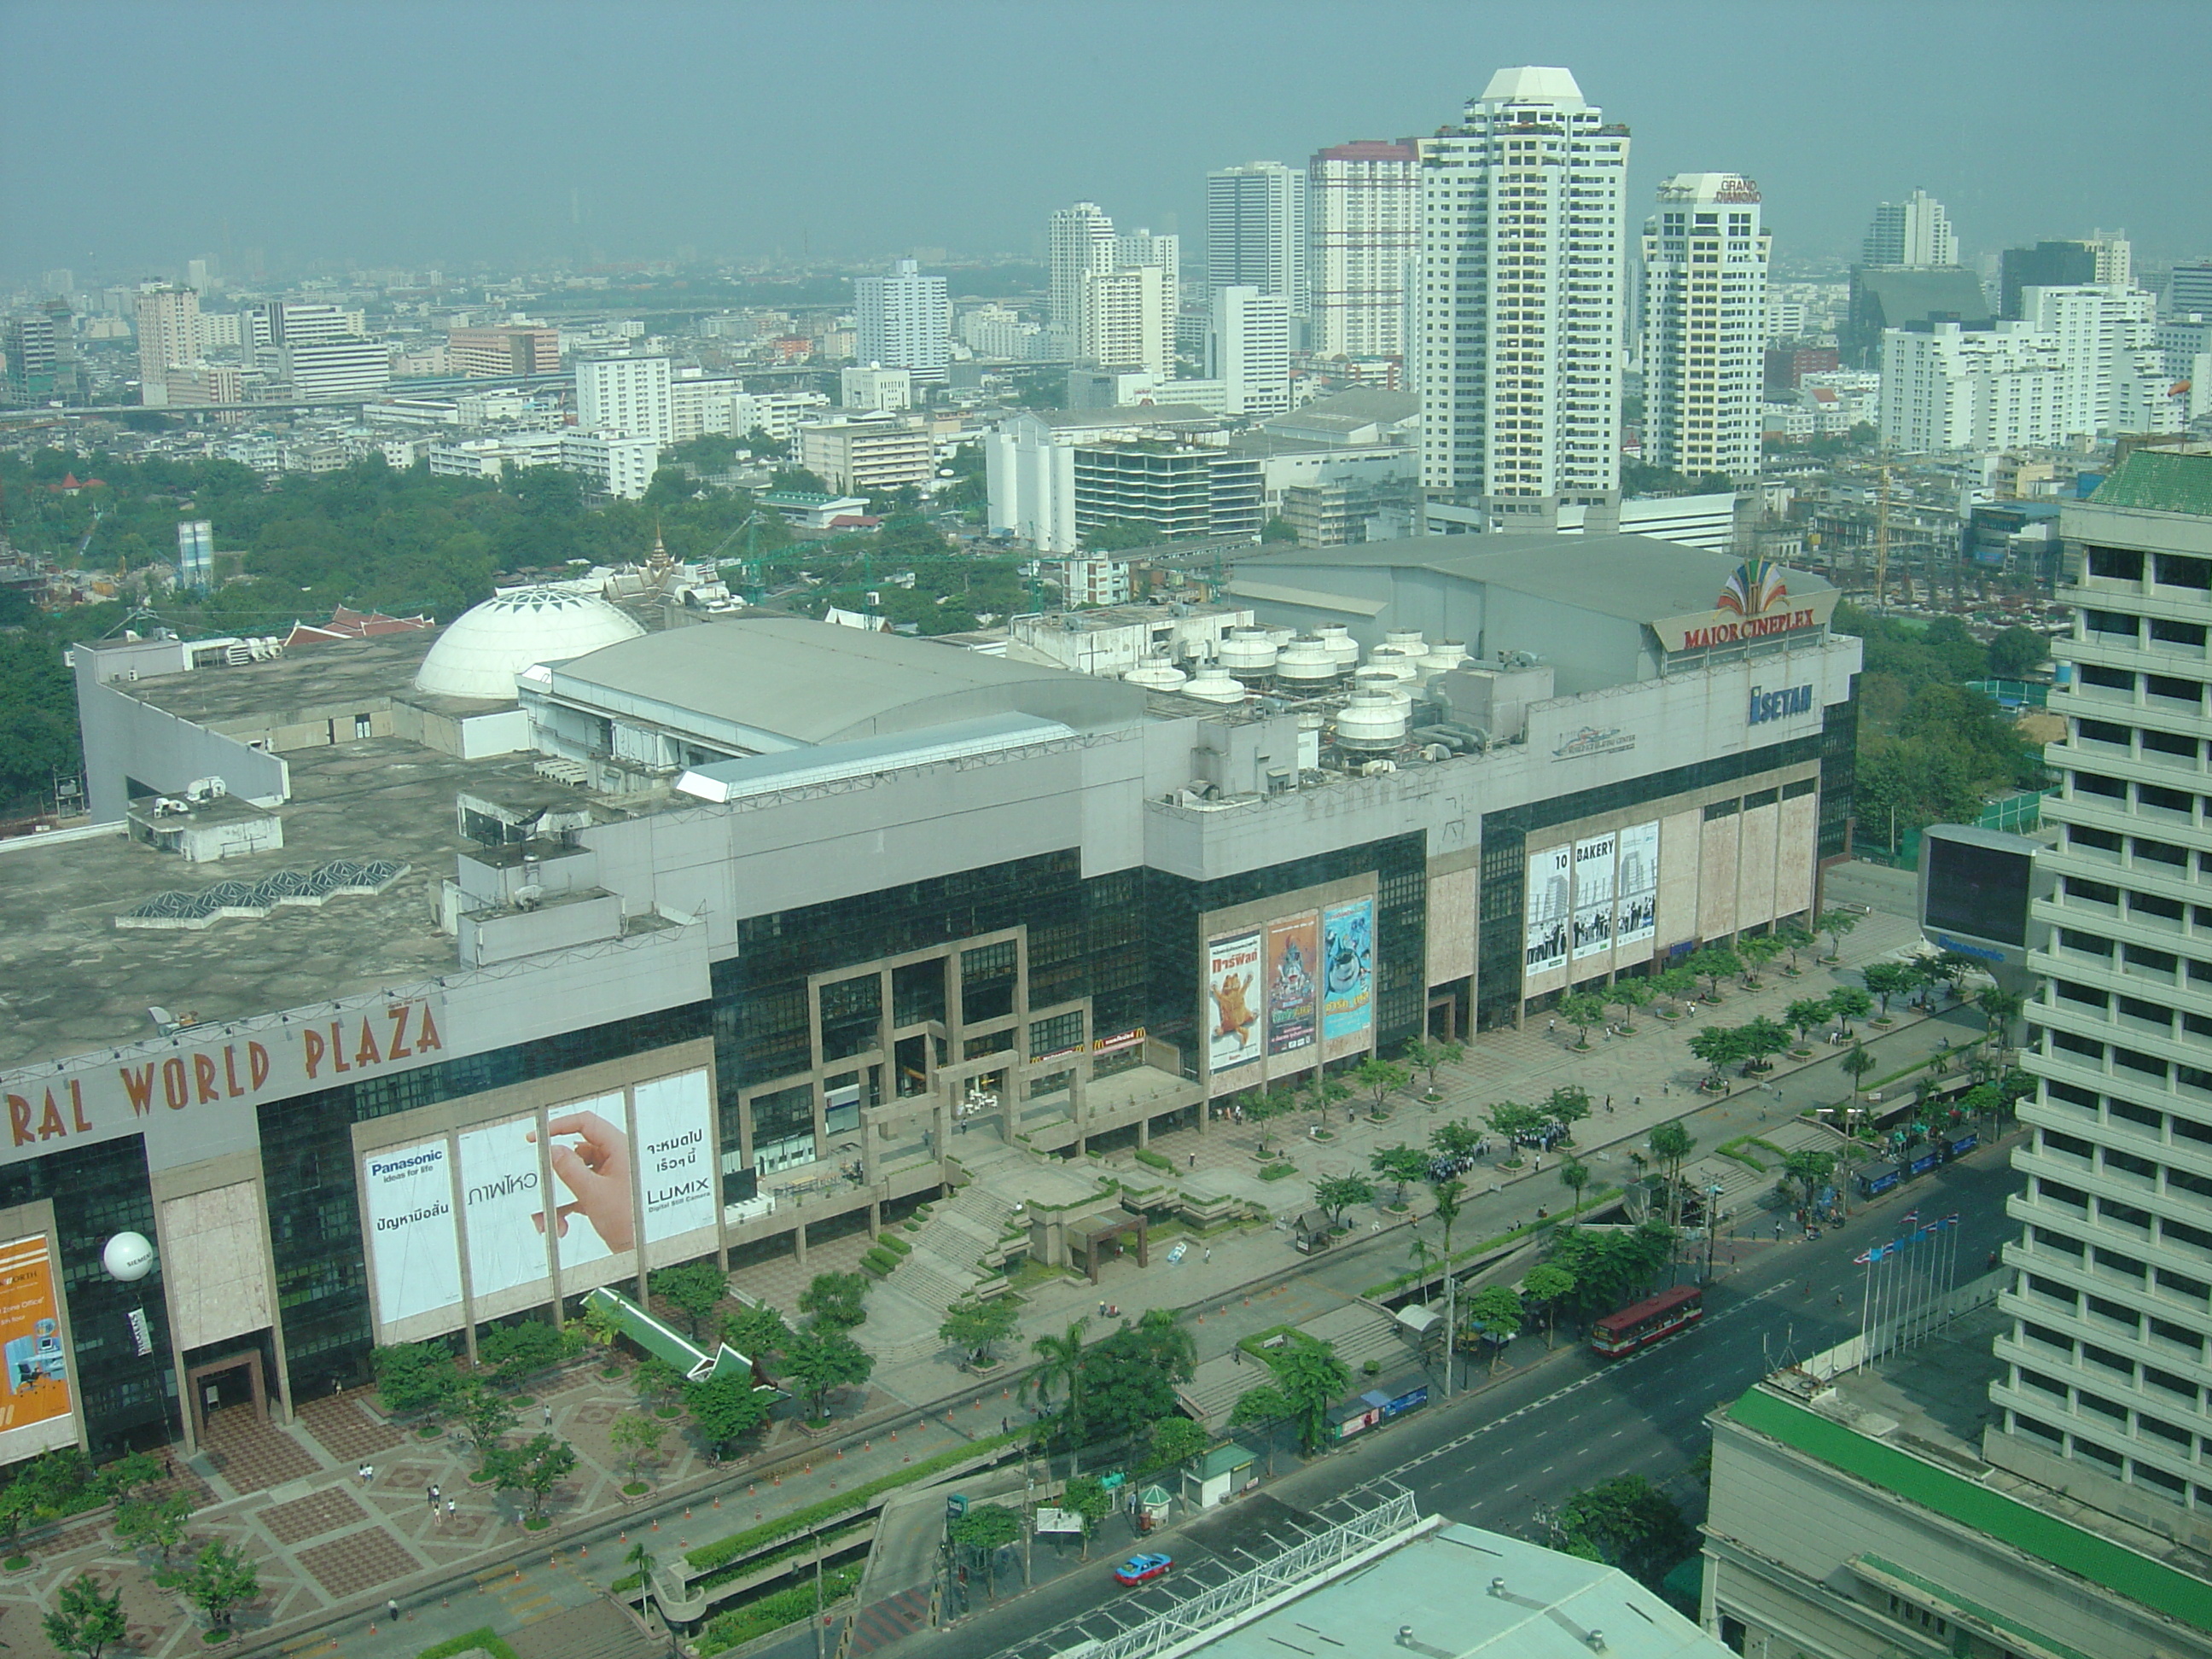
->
[[867, 1199, 881, 1240], [793, 1218, 808, 1265], [1137, 1115, 1150, 1149]]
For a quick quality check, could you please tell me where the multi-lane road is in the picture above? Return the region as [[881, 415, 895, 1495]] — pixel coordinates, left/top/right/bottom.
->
[[878, 1140, 2021, 1659]]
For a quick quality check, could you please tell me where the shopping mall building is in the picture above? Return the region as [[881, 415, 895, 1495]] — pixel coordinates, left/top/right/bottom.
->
[[0, 533, 1857, 1459]]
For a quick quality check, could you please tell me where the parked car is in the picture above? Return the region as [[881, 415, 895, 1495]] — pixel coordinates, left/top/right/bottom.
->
[[1113, 1553, 1173, 1586]]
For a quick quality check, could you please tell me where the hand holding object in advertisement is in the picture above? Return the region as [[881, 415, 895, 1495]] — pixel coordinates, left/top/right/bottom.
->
[[530, 1111, 635, 1251]]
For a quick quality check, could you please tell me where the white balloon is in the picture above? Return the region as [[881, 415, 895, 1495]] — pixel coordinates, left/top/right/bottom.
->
[[103, 1232, 156, 1283]]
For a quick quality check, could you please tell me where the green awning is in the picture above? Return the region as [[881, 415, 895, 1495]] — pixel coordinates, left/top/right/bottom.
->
[[584, 1286, 776, 1390]]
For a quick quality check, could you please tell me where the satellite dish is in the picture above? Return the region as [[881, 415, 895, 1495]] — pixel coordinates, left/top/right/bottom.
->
[[103, 1232, 156, 1283]]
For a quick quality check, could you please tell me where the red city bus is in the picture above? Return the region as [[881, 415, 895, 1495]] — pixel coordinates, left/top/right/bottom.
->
[[1589, 1284, 1704, 1357]]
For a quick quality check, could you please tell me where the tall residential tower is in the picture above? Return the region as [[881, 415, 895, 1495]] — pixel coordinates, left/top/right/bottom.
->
[[1414, 66, 1630, 529], [1863, 188, 1957, 267], [853, 258, 951, 384], [1641, 172, 1770, 483], [1307, 140, 1418, 359], [1207, 161, 1306, 316]]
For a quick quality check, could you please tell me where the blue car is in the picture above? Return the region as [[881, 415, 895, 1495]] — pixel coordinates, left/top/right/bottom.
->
[[1113, 1552, 1172, 1586]]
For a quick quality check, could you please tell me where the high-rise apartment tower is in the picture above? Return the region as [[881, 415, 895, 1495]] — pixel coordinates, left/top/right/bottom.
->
[[1307, 140, 1417, 359], [1641, 172, 1770, 483], [1207, 161, 1306, 316], [853, 259, 950, 384], [1863, 189, 1957, 267]]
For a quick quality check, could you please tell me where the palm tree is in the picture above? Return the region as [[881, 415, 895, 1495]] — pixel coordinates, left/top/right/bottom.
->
[[1557, 1158, 1591, 1220], [1022, 1318, 1091, 1474], [1429, 1178, 1465, 1260], [1977, 987, 2025, 1052]]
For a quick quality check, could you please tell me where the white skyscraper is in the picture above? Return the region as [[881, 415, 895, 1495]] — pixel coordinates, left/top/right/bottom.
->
[[1207, 162, 1305, 316], [1414, 66, 1631, 524], [1641, 172, 1770, 482], [853, 258, 950, 384], [135, 286, 200, 405], [576, 355, 674, 445], [1206, 286, 1291, 416], [1049, 203, 1117, 347], [1113, 229, 1180, 329], [1079, 265, 1169, 379], [1307, 140, 1418, 359], [1863, 189, 1958, 267]]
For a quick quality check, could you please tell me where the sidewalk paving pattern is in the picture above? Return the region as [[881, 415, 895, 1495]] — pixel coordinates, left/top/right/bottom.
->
[[0, 883, 1991, 1659]]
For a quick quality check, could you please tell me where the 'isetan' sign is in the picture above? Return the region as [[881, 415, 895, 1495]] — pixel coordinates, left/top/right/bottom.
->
[[0, 996, 448, 1169]]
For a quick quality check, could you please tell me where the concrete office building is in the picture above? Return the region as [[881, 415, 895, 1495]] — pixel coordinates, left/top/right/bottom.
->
[[1414, 66, 1631, 533], [796, 413, 934, 496], [559, 430, 661, 500], [1640, 172, 1771, 483], [1207, 162, 1306, 316], [19, 533, 1854, 1460], [136, 286, 201, 405], [853, 259, 950, 385], [1207, 285, 1292, 416], [1863, 188, 1958, 268], [2170, 263, 2212, 320], [282, 337, 391, 405], [1071, 443, 1263, 545], [447, 326, 561, 378], [840, 365, 914, 413], [576, 354, 675, 445], [1307, 140, 1417, 360], [1113, 229, 1180, 327]]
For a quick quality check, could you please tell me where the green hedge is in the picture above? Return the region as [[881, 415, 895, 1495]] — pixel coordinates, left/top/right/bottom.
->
[[1259, 1162, 1296, 1181], [880, 1234, 912, 1255], [698, 1564, 864, 1656], [1133, 1149, 1173, 1172], [683, 1432, 1018, 1574], [417, 1631, 519, 1659]]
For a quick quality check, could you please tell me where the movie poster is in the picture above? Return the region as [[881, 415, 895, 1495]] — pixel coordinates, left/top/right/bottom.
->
[[457, 1114, 550, 1301], [545, 1091, 635, 1271], [1524, 846, 1571, 974], [1207, 931, 1265, 1074], [1572, 834, 1617, 961], [1265, 912, 1321, 1056], [0, 1236, 71, 1437], [362, 1140, 463, 1324], [1614, 821, 1660, 948], [632, 1069, 719, 1243], [1321, 899, 1375, 1041]]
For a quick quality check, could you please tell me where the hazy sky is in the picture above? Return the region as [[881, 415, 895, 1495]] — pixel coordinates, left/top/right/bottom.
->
[[3, 0, 2208, 283]]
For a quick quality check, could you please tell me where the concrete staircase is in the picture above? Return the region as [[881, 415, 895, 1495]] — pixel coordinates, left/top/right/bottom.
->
[[861, 1144, 1025, 1365]]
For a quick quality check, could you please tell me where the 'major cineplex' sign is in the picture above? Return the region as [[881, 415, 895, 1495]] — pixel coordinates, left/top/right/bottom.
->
[[1650, 559, 1837, 655]]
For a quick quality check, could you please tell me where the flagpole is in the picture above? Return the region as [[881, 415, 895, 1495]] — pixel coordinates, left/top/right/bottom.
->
[[1857, 1252, 1874, 1374]]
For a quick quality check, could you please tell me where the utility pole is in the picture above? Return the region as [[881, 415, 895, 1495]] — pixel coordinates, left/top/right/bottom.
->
[[812, 1543, 824, 1659], [1443, 1265, 1458, 1398], [1873, 464, 1891, 608]]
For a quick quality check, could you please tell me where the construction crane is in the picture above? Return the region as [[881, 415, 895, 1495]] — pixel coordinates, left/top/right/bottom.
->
[[701, 511, 777, 602]]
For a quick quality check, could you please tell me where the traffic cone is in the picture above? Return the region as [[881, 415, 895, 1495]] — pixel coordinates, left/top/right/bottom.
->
[[835, 1447, 843, 1458], [685, 1507, 692, 1520], [713, 1496, 721, 1509]]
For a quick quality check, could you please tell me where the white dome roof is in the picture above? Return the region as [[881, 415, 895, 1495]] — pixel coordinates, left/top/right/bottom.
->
[[413, 585, 647, 701]]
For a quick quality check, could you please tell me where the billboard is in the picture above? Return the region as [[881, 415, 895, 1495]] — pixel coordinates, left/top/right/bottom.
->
[[0, 1236, 70, 1437], [1321, 899, 1374, 1041], [633, 1069, 718, 1243], [1571, 834, 1616, 961], [1264, 912, 1321, 1057], [1525, 846, 1570, 974], [363, 1140, 463, 1324], [546, 1091, 632, 1268], [1207, 932, 1264, 1074], [1614, 822, 1659, 949], [457, 1115, 550, 1301]]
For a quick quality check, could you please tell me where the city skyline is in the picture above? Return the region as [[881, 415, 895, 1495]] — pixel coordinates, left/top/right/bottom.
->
[[3, 0, 2209, 282]]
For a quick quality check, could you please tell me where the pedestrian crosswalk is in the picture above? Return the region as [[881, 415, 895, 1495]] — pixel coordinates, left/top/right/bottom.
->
[[847, 1584, 931, 1655]]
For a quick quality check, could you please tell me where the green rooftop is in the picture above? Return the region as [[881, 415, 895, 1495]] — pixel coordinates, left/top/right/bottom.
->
[[1727, 1383, 2212, 1635], [2089, 447, 2212, 516]]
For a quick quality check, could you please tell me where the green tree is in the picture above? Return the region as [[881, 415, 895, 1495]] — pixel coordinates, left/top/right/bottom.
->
[[940, 1295, 1022, 1367], [1306, 1071, 1353, 1121], [1739, 934, 1784, 982], [649, 1261, 731, 1341], [1686, 946, 1742, 999], [1842, 1043, 1877, 1111], [451, 1378, 518, 1465], [1260, 515, 1299, 544], [575, 1300, 625, 1364], [1784, 995, 1834, 1045], [798, 1270, 869, 1333], [1557, 1157, 1592, 1220], [1542, 1085, 1593, 1143], [1353, 1057, 1410, 1115], [370, 1341, 457, 1415], [684, 1375, 771, 1460], [486, 1433, 576, 1522], [1080, 519, 1160, 552], [1978, 986, 2025, 1050], [44, 1573, 126, 1659], [1555, 992, 1608, 1047], [1228, 1382, 1291, 1476], [633, 1356, 685, 1415], [1651, 966, 1698, 1011], [623, 1540, 655, 1605], [1403, 1036, 1463, 1095], [1780, 1150, 1837, 1208], [609, 1412, 667, 1485], [1484, 1099, 1546, 1149], [1429, 1117, 1481, 1164], [1022, 1318, 1091, 1471], [1736, 1016, 1790, 1074], [1814, 907, 1859, 961], [1828, 987, 1872, 1035], [115, 1492, 193, 1568], [1547, 1476, 1700, 1592], [477, 1320, 568, 1388], [1463, 1285, 1525, 1372], [950, 1504, 1022, 1600], [780, 1328, 874, 1420], [1061, 1475, 1114, 1558], [722, 1301, 794, 1361], [1861, 961, 1910, 1017], [1369, 1144, 1430, 1206], [1269, 1342, 1352, 1455], [1647, 1121, 1697, 1227], [96, 1451, 161, 1506], [1773, 922, 1815, 972], [1687, 1025, 1745, 1089], [1429, 1178, 1466, 1259], [1609, 978, 1652, 1027], [1129, 1307, 1198, 1383], [1521, 1262, 1576, 1348], [1986, 626, 2049, 678], [162, 1539, 259, 1633], [1144, 1415, 1209, 1474], [1313, 1173, 1376, 1229], [1080, 1324, 1183, 1444]]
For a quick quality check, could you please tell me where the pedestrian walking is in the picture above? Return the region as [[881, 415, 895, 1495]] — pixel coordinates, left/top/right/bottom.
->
[[1633, 1096, 1640, 1109], [387, 1599, 400, 1624], [445, 1498, 457, 1522], [1203, 1247, 1212, 1263], [1605, 1095, 1612, 1111], [425, 1484, 435, 1509], [543, 1403, 553, 1429], [431, 1482, 440, 1505], [1002, 1417, 1009, 1435], [1547, 1018, 1557, 1033], [358, 1462, 372, 1486], [1188, 1154, 1196, 1169]]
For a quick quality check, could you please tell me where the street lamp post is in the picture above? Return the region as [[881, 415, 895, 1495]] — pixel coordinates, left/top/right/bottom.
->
[[1703, 1185, 1725, 1283]]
